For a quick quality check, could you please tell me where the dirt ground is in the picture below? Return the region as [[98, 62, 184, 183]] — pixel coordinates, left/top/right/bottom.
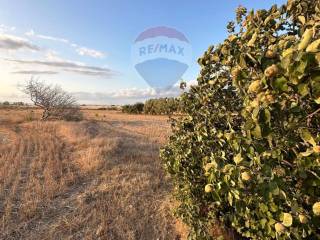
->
[[0, 108, 188, 240]]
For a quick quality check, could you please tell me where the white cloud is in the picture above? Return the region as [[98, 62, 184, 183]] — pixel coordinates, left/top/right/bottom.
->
[[64, 68, 114, 77], [25, 29, 106, 59], [72, 86, 183, 102], [25, 29, 34, 36], [38, 34, 69, 43], [0, 24, 16, 33], [25, 29, 69, 43], [5, 57, 117, 78], [0, 33, 39, 51], [12, 70, 58, 75], [45, 50, 64, 61], [76, 47, 105, 59]]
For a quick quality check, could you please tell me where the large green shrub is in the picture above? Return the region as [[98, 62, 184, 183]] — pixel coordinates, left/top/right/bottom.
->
[[144, 97, 180, 115], [122, 102, 144, 114], [161, 0, 320, 239]]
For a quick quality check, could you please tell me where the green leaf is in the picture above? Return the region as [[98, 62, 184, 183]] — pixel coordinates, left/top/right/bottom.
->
[[228, 192, 233, 206], [260, 218, 267, 228], [298, 15, 306, 24], [264, 109, 271, 124], [274, 77, 288, 92], [233, 153, 243, 164], [300, 148, 313, 156], [239, 54, 247, 68], [269, 181, 280, 196], [311, 73, 320, 98], [270, 202, 278, 212], [282, 213, 293, 227], [252, 124, 262, 139], [231, 189, 240, 199], [259, 203, 269, 213], [296, 56, 308, 74], [300, 129, 317, 146], [297, 83, 309, 97]]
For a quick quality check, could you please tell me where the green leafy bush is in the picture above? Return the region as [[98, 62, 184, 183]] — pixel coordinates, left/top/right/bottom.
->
[[144, 97, 180, 115], [161, 0, 320, 239], [122, 98, 181, 115], [122, 102, 144, 114]]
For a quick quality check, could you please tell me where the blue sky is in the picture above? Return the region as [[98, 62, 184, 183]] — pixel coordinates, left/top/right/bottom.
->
[[0, 0, 286, 104]]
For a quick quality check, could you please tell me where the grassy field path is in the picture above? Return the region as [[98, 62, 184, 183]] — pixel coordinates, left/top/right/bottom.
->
[[0, 110, 186, 240]]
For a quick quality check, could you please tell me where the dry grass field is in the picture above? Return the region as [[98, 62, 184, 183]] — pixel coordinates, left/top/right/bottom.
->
[[0, 108, 188, 240]]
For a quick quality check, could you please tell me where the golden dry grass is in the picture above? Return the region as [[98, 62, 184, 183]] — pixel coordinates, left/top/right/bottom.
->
[[0, 108, 188, 240]]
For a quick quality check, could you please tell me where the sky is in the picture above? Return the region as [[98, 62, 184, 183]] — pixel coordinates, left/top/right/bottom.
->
[[0, 0, 286, 104]]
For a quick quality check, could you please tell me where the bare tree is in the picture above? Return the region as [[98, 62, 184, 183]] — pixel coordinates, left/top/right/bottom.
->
[[23, 78, 83, 121]]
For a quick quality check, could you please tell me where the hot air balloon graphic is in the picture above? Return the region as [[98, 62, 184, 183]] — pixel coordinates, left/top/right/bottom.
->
[[132, 26, 192, 90]]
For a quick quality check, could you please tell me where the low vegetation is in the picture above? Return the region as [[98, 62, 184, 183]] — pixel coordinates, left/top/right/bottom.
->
[[144, 98, 180, 115], [161, 0, 320, 239], [122, 97, 181, 115], [0, 101, 27, 108], [122, 102, 144, 114], [23, 79, 82, 121]]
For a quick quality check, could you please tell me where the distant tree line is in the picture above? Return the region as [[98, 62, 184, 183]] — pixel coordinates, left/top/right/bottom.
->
[[122, 102, 144, 114], [144, 97, 180, 115], [121, 97, 182, 115], [0, 101, 28, 108], [0, 101, 26, 106]]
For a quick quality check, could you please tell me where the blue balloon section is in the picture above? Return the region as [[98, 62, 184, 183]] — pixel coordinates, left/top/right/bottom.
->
[[134, 58, 188, 90], [132, 26, 191, 90]]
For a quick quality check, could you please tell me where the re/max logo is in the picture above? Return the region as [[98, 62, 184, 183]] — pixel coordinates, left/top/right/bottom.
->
[[139, 44, 184, 56]]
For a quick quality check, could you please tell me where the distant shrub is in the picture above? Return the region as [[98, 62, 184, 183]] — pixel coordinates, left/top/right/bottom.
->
[[122, 102, 144, 114], [23, 78, 83, 121], [144, 97, 181, 115], [122, 98, 181, 115], [12, 102, 24, 106], [106, 105, 119, 111], [61, 107, 83, 121]]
